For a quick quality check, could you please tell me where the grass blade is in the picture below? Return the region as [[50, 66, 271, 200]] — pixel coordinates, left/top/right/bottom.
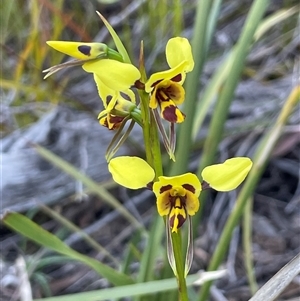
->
[[33, 143, 144, 231], [192, 5, 299, 139], [243, 196, 258, 295], [198, 85, 300, 300], [197, 0, 271, 175], [32, 271, 226, 301], [2, 212, 134, 286]]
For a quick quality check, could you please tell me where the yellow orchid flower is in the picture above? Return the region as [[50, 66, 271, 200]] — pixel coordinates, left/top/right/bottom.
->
[[145, 37, 194, 123], [153, 173, 201, 233], [94, 74, 137, 130], [153, 157, 252, 232], [108, 155, 252, 276], [108, 156, 252, 232], [44, 41, 141, 93]]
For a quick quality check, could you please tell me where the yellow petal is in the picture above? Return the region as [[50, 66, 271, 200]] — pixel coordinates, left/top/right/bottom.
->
[[149, 87, 159, 108], [83, 59, 140, 91], [156, 191, 171, 216], [153, 173, 201, 198], [145, 61, 187, 93], [46, 41, 108, 60], [158, 80, 185, 105], [201, 157, 253, 191], [108, 156, 155, 189], [98, 108, 108, 119], [93, 74, 117, 109], [185, 190, 200, 215], [166, 37, 194, 72]]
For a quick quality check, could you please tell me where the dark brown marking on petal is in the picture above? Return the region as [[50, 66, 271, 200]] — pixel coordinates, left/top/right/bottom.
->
[[170, 196, 185, 208], [107, 115, 125, 130], [165, 87, 178, 99], [151, 79, 163, 88], [160, 184, 172, 194], [134, 80, 145, 90], [162, 105, 178, 123], [169, 213, 186, 230], [174, 202, 184, 209], [171, 74, 182, 82], [182, 184, 195, 193], [109, 115, 124, 124], [78, 45, 92, 56]]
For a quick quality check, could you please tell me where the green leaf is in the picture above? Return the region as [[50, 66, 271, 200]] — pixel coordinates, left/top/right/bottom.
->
[[2, 212, 134, 286], [96, 11, 131, 63], [32, 271, 226, 301]]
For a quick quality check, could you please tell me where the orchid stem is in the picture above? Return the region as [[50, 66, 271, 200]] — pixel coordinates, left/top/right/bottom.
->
[[172, 231, 189, 301], [138, 44, 189, 301]]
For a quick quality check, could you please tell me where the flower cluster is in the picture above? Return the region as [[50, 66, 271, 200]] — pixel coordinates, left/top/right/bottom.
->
[[44, 34, 194, 159], [44, 13, 253, 280]]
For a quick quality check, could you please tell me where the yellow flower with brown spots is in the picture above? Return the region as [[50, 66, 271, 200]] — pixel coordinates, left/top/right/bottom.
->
[[153, 173, 201, 233], [145, 37, 194, 123]]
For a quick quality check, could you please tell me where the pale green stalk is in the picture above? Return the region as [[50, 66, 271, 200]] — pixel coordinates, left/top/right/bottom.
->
[[140, 91, 189, 300], [171, 231, 189, 301], [243, 197, 258, 295], [198, 85, 300, 300]]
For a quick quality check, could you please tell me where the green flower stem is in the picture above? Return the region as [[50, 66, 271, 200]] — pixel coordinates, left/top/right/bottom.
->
[[139, 81, 189, 301], [171, 231, 189, 301], [198, 85, 300, 301], [140, 91, 189, 300], [138, 45, 162, 177], [139, 90, 163, 177]]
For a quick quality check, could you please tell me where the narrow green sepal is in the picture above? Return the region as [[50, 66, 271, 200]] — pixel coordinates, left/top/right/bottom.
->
[[96, 11, 131, 63]]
